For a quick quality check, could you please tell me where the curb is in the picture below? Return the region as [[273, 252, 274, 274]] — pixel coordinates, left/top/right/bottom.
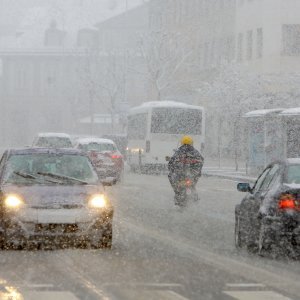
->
[[202, 172, 256, 183]]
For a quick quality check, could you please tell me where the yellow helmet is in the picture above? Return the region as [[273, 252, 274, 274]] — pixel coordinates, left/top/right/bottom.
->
[[181, 135, 193, 145]]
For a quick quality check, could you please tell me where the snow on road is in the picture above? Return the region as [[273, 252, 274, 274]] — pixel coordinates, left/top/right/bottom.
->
[[0, 174, 298, 299]]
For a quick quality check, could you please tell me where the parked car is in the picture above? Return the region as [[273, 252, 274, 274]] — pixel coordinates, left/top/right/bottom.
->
[[0, 148, 114, 249], [235, 159, 300, 256], [75, 138, 124, 181], [33, 133, 73, 148]]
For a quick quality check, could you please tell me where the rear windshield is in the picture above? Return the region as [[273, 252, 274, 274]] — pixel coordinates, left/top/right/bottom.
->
[[35, 137, 73, 148], [3, 153, 98, 185], [286, 165, 300, 184], [78, 143, 116, 152]]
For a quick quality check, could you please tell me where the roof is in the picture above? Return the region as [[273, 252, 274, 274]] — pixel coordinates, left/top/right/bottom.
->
[[37, 132, 71, 138], [129, 101, 204, 115], [286, 158, 300, 165], [279, 107, 300, 117], [244, 108, 285, 118], [76, 138, 115, 145], [6, 147, 84, 156]]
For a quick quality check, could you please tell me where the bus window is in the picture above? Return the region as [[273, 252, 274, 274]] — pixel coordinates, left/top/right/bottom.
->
[[151, 108, 202, 135], [128, 113, 147, 139]]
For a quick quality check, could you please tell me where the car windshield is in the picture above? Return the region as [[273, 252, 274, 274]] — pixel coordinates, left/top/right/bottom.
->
[[285, 164, 300, 184], [35, 137, 73, 148], [3, 153, 98, 185], [79, 143, 116, 152]]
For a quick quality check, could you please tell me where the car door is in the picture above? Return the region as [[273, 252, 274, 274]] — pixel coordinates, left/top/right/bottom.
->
[[239, 166, 272, 245]]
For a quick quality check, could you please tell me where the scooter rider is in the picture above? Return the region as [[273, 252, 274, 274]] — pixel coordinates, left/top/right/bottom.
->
[[168, 136, 204, 204]]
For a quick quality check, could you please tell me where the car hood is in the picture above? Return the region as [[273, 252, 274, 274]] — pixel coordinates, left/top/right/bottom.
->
[[2, 184, 102, 208]]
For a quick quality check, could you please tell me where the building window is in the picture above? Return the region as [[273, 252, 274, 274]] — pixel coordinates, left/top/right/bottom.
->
[[246, 30, 253, 60], [237, 33, 243, 62], [282, 24, 300, 56], [257, 28, 263, 58]]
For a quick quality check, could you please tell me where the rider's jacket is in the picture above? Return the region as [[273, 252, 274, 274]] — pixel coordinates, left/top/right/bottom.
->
[[168, 144, 204, 176]]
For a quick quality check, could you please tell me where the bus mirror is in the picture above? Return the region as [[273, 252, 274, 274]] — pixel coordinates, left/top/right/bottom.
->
[[165, 156, 170, 162]]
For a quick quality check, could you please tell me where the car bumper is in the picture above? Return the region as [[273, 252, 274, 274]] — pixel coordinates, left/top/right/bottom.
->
[[1, 208, 113, 241], [263, 215, 300, 243]]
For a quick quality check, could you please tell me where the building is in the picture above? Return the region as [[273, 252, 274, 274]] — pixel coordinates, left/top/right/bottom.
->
[[0, 1, 147, 147]]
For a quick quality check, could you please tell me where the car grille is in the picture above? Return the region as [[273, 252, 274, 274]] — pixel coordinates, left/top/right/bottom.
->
[[35, 224, 79, 233]]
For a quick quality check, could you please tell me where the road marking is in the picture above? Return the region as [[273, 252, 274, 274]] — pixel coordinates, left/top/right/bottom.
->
[[103, 282, 183, 288], [223, 291, 292, 300], [22, 283, 55, 289], [226, 283, 266, 288], [107, 289, 189, 300], [21, 291, 80, 300]]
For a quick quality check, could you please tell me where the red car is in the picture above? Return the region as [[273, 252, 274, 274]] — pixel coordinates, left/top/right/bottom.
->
[[75, 138, 124, 181]]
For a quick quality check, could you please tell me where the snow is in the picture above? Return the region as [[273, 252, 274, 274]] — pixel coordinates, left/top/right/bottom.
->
[[76, 138, 114, 145], [37, 132, 71, 138], [284, 183, 300, 189], [280, 107, 300, 116], [244, 108, 285, 118], [0, 0, 148, 49], [286, 158, 300, 164], [129, 101, 204, 114]]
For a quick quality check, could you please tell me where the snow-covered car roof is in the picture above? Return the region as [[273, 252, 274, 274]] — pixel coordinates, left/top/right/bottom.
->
[[286, 158, 300, 165], [279, 107, 300, 116], [37, 132, 72, 138], [129, 101, 204, 115], [76, 138, 115, 145], [244, 108, 285, 118]]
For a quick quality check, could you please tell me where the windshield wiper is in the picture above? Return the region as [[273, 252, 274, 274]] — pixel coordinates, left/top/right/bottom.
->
[[37, 172, 88, 185], [13, 171, 63, 185], [14, 171, 37, 180]]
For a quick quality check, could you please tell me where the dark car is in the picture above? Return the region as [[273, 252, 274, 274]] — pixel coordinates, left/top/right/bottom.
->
[[235, 159, 300, 256], [0, 148, 114, 249]]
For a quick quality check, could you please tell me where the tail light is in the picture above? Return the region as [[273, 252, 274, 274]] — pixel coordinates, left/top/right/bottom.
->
[[111, 154, 122, 159], [185, 179, 193, 187], [278, 194, 299, 210]]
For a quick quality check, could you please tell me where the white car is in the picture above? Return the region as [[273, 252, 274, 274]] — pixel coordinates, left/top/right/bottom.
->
[[33, 133, 73, 149]]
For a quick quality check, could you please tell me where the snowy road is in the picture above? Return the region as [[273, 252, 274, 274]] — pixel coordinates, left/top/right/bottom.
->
[[0, 174, 299, 300]]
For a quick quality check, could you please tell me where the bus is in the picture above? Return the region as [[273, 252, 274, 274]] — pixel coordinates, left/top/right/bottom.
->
[[127, 101, 205, 171]]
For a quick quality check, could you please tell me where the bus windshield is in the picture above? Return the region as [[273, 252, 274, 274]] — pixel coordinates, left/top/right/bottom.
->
[[151, 108, 202, 135]]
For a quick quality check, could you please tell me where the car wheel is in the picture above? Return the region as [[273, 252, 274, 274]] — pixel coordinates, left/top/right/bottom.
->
[[235, 214, 243, 248]]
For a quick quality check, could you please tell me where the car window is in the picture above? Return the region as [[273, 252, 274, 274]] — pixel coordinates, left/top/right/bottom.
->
[[285, 164, 300, 184], [36, 137, 73, 148], [252, 167, 272, 194], [79, 143, 116, 152], [259, 164, 281, 192]]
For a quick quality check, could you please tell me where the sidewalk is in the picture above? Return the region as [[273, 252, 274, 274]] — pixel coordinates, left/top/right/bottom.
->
[[202, 158, 256, 183]]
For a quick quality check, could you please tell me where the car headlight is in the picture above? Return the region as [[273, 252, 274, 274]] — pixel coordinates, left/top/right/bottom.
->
[[4, 194, 24, 209], [89, 194, 107, 208]]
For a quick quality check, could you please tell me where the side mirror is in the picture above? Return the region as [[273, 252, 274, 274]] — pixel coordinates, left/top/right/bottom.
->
[[165, 156, 170, 162], [237, 183, 251, 193], [101, 177, 117, 186]]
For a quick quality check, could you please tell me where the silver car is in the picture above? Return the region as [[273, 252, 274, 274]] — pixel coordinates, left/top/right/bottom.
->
[[0, 148, 114, 249]]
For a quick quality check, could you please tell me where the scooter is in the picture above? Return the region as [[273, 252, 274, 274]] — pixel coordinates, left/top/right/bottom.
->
[[166, 156, 199, 208]]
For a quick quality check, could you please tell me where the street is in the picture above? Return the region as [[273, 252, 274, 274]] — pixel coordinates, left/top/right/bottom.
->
[[0, 173, 299, 300]]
